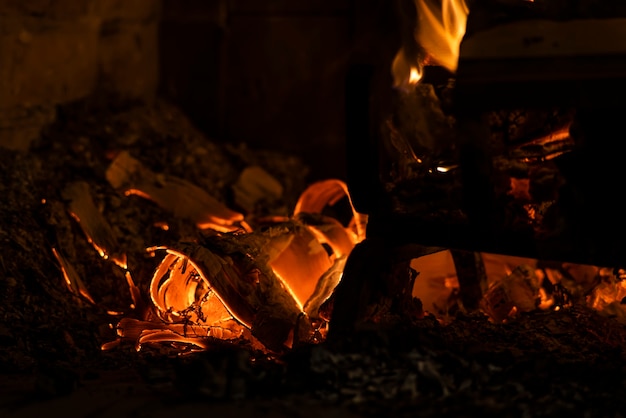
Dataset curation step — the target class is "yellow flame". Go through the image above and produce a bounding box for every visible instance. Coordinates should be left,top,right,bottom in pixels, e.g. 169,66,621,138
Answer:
392,48,423,89
409,66,422,84
416,0,468,72
392,0,469,86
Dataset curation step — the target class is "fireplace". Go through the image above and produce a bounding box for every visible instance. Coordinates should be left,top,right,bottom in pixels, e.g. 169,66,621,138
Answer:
2,1,626,416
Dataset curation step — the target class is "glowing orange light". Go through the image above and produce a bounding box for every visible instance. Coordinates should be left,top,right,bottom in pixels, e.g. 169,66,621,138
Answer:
392,0,469,87
409,66,422,84
416,0,468,72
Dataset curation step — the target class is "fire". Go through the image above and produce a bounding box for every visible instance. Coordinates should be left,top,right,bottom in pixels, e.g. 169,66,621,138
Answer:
392,0,469,87
416,0,468,72
392,49,423,89
52,145,368,353
83,175,366,354
411,250,626,324
57,153,626,353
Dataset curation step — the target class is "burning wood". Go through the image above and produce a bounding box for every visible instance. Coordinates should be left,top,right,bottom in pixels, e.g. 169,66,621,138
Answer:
68,173,367,354
147,239,303,353
409,249,626,325
52,247,96,305
56,155,626,354
293,178,368,243
61,2,626,357
263,221,333,309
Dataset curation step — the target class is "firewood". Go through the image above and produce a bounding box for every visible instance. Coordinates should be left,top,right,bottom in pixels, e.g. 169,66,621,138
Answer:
62,181,127,269
232,165,284,213
105,151,245,232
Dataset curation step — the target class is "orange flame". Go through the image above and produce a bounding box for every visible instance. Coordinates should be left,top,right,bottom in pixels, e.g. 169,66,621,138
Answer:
416,0,468,72
393,0,469,87
96,178,369,353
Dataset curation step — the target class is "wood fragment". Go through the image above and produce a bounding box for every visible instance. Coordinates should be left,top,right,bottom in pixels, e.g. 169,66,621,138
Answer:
303,256,347,320
62,181,127,269
232,166,284,213
294,179,368,242
265,222,333,308
51,247,96,305
152,240,303,353
105,151,244,232
480,264,540,322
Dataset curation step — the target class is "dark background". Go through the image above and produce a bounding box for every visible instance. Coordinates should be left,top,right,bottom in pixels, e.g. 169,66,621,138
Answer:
0,0,401,181
158,0,398,181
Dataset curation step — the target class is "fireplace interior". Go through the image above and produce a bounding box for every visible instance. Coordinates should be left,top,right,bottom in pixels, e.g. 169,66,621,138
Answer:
2,1,626,417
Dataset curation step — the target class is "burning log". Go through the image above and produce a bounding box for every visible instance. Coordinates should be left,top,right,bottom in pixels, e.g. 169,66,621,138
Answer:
262,221,334,309
96,178,367,355
146,238,303,354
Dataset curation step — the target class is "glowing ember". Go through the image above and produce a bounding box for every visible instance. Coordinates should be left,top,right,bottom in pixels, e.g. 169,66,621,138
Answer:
59,154,626,353
52,247,96,305
58,141,625,354
63,181,127,269
411,250,626,324
90,178,366,354
266,224,333,310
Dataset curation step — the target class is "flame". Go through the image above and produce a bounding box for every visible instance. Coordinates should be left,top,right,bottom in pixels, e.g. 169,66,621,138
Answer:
411,250,626,324
92,177,369,353
392,48,423,89
416,0,468,72
392,0,469,87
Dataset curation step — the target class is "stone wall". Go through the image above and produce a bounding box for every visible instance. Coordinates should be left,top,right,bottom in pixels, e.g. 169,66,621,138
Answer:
0,0,161,150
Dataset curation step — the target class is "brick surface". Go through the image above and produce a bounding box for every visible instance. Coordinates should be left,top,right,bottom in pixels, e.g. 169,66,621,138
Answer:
0,16,100,110
97,20,159,99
